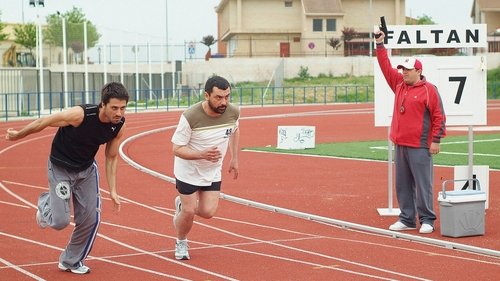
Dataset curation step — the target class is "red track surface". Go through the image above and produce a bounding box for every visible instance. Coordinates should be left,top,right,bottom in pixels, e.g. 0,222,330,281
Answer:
1,101,500,280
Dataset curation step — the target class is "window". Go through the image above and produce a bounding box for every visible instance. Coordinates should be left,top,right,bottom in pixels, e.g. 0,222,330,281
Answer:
284,0,293,7
313,19,323,32
326,19,336,32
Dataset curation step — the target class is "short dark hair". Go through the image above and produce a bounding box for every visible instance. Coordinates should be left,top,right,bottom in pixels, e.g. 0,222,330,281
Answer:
204,75,230,94
101,82,129,105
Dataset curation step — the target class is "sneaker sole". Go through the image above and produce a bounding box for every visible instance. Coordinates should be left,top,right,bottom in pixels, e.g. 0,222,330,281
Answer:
175,255,190,260
58,263,90,274
36,210,47,229
389,226,416,231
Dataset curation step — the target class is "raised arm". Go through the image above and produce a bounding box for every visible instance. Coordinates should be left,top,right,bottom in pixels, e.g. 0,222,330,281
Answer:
5,106,84,141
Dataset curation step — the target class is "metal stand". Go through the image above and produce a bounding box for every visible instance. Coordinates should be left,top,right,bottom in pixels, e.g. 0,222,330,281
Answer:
377,127,400,216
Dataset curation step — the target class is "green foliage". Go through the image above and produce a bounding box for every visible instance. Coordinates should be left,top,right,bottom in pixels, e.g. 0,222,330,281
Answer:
44,7,100,63
0,16,8,42
0,11,7,41
317,73,333,79
14,23,37,52
488,67,500,82
487,67,500,99
416,14,435,25
233,81,262,87
297,66,311,79
407,14,435,25
201,35,217,49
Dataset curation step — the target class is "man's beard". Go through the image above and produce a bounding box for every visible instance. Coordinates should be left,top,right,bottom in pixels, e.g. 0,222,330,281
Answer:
208,101,226,114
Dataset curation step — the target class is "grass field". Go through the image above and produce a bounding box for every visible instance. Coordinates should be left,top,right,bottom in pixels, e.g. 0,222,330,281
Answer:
247,133,500,170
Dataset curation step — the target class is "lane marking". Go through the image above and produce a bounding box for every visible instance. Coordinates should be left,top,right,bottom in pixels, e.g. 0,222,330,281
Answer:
0,257,45,281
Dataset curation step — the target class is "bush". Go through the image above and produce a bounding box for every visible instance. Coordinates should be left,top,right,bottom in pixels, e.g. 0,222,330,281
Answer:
298,66,311,79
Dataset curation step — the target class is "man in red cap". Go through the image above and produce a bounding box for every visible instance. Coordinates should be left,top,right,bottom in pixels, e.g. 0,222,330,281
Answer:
375,30,446,234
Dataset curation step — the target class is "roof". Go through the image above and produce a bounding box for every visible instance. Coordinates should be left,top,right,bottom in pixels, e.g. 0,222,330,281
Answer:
302,0,343,15
472,0,500,15
476,0,500,10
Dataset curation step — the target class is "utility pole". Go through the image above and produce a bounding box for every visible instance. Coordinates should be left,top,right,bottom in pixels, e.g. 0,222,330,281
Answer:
30,0,45,113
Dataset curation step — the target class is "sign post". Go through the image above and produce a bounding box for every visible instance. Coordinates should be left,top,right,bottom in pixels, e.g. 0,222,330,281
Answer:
188,41,196,59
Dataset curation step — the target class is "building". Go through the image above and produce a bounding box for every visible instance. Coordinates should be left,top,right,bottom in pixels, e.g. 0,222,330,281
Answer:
215,0,406,58
471,0,500,52
215,0,500,58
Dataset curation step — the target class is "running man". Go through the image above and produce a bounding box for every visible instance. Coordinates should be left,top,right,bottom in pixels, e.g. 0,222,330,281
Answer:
5,82,129,274
171,75,240,260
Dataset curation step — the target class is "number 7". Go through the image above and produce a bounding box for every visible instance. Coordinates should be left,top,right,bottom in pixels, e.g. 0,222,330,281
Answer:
449,76,466,104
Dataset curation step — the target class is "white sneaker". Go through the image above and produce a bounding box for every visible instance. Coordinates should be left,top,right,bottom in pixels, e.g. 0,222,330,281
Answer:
419,223,434,234
389,221,416,231
58,262,90,274
175,240,190,260
36,209,47,229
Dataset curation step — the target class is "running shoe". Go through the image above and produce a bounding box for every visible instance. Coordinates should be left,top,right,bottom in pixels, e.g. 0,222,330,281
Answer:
58,262,90,274
35,209,47,229
175,240,190,260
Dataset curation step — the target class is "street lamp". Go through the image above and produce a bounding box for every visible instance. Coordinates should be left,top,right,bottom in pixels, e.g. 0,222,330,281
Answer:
30,0,45,112
29,0,44,7
56,11,69,108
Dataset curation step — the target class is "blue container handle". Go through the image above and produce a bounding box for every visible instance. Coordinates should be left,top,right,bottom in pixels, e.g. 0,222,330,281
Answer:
441,178,481,199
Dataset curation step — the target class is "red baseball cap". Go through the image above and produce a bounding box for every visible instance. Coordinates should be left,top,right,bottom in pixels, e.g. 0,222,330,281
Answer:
397,57,423,71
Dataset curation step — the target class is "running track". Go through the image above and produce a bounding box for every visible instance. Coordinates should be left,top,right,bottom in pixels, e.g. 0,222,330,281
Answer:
1,101,500,280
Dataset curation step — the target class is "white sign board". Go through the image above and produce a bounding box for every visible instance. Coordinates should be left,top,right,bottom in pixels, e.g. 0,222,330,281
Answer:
382,24,487,49
454,165,489,209
277,126,315,149
374,55,487,127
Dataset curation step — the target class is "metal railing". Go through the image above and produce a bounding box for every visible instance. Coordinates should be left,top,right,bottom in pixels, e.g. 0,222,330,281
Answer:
0,85,374,121
3,82,499,121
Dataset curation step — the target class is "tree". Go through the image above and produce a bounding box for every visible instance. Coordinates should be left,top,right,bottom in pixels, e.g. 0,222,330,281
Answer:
327,37,342,51
341,27,357,56
14,23,37,54
407,14,435,25
201,35,217,61
44,7,100,64
0,11,8,41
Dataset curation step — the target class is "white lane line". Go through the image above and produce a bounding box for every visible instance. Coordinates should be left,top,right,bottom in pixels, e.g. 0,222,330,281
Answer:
0,232,189,281
0,257,45,281
0,181,237,281
0,200,30,209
